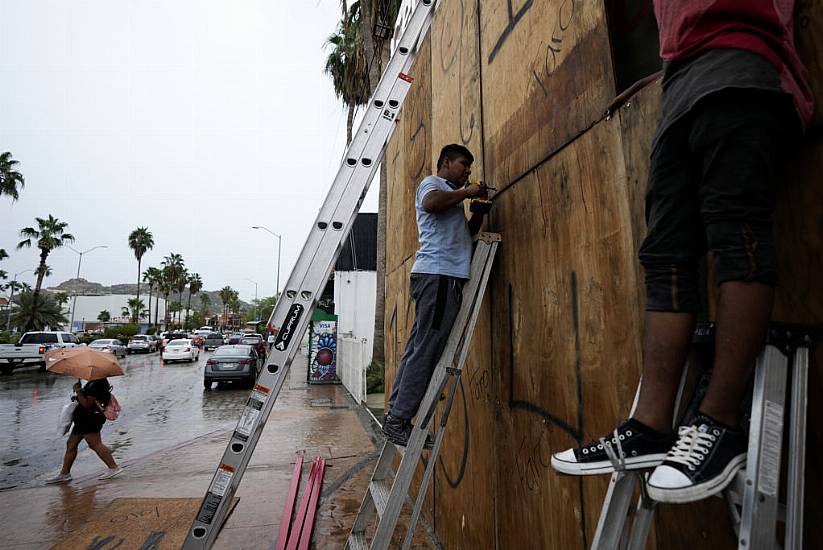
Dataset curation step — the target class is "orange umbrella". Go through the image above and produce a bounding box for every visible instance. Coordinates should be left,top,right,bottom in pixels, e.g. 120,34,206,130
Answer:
45,347,125,380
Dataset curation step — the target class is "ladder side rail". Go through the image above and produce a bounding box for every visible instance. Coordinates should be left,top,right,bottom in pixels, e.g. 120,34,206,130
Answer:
738,345,788,550
785,345,809,550
415,240,494,429
447,239,500,377
370,238,498,550
185,2,441,548
591,351,693,549
591,472,637,550
264,75,410,339
400,241,497,550
264,0,435,334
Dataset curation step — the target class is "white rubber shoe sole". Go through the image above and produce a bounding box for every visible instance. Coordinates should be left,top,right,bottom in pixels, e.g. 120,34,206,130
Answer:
551,450,668,476
647,454,746,503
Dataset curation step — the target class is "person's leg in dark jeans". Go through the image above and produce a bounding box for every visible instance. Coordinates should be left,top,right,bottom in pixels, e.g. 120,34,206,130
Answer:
384,274,463,446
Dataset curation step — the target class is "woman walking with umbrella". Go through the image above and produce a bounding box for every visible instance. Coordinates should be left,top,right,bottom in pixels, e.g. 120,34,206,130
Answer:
45,348,125,483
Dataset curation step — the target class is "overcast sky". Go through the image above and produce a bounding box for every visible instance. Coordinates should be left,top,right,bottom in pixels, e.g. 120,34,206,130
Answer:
0,0,377,303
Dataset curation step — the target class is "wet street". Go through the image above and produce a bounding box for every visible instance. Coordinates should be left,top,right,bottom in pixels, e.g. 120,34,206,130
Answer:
0,349,250,491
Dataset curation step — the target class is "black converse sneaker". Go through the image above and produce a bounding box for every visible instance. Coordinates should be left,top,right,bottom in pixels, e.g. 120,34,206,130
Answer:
551,418,675,475
382,413,434,449
647,414,747,503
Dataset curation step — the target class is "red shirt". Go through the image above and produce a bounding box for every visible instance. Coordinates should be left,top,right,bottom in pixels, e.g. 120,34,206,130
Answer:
654,0,813,127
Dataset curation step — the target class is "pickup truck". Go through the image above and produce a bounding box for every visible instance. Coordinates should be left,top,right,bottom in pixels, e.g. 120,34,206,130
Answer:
0,331,81,374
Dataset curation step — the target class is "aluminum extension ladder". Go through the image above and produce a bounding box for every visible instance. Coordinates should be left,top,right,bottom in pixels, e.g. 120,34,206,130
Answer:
182,1,442,548
591,323,812,550
347,232,500,550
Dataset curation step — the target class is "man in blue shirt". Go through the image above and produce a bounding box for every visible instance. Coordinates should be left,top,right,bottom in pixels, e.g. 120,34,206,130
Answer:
383,144,488,447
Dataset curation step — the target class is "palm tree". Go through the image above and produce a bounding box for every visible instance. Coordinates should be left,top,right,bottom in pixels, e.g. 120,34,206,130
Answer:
143,266,162,330
219,286,234,331
126,298,146,323
324,1,371,145
0,152,25,201
17,215,75,296
0,248,8,284
161,253,185,325
97,310,111,323
176,268,189,325
128,227,154,322
160,265,175,329
11,291,68,331
186,273,203,329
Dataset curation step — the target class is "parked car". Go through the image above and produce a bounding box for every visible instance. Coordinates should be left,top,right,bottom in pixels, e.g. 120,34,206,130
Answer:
127,334,157,354
0,331,80,374
159,331,188,351
240,335,267,359
162,338,200,363
204,345,260,389
203,333,224,351
88,339,127,359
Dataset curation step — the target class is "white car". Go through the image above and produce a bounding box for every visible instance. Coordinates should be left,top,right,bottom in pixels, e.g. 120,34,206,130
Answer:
161,339,200,363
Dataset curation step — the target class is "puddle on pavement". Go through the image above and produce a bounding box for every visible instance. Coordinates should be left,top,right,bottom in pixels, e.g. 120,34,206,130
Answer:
0,353,254,490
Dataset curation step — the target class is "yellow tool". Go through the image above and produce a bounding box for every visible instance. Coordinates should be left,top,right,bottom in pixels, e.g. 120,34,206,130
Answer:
467,179,495,214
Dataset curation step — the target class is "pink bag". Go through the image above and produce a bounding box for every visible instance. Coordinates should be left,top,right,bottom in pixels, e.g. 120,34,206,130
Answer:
101,394,121,421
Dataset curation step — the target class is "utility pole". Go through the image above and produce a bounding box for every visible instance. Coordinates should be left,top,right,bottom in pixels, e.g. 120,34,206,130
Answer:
251,226,282,297
67,245,108,331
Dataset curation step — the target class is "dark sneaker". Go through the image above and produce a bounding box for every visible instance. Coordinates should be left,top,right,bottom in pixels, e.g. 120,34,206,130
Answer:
647,415,747,503
382,413,434,449
551,418,675,475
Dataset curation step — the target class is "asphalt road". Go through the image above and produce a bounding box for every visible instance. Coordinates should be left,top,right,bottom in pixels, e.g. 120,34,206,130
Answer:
0,349,251,491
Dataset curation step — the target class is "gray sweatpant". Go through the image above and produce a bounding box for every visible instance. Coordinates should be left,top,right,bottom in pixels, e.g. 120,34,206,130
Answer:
388,273,464,420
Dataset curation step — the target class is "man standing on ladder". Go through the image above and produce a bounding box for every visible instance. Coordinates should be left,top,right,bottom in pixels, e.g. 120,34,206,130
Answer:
383,144,488,447
551,2,812,503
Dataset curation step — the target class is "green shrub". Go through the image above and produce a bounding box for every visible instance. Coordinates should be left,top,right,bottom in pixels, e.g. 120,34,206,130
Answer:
79,335,96,345
103,323,141,341
366,359,385,394
0,332,16,345
146,326,158,335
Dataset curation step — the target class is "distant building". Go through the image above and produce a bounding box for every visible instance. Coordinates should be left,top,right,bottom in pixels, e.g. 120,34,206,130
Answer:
334,213,377,402
54,294,177,332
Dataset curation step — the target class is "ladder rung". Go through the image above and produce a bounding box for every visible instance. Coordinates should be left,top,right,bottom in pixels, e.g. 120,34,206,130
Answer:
370,480,392,519
726,469,746,505
347,532,368,550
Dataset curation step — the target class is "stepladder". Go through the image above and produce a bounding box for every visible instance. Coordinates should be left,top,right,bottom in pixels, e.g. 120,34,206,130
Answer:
347,232,501,550
182,1,443,548
591,323,813,550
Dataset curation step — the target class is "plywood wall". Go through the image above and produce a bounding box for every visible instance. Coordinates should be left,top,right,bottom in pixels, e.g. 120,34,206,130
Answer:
382,0,823,548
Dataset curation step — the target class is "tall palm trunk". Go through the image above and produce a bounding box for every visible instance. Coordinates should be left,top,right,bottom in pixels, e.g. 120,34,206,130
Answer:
154,292,160,329
34,250,48,295
134,258,142,323
346,104,354,145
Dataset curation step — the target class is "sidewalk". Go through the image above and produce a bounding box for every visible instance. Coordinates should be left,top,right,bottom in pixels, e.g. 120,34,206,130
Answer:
0,351,398,549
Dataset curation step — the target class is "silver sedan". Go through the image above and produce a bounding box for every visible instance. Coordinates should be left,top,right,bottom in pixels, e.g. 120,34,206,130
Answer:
88,338,128,359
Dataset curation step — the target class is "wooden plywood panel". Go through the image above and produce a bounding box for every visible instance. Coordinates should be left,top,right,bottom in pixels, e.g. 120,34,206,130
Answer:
489,119,642,547
430,0,485,181
480,0,615,190
384,260,415,405
428,4,497,544
395,38,434,274
796,0,823,128
385,125,407,274
432,295,496,549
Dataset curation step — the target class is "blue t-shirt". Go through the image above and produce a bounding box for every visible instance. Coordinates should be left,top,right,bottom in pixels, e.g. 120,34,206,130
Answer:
411,175,472,279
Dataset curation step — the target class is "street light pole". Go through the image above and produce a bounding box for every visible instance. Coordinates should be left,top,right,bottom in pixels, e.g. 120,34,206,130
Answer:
67,244,108,331
5,269,33,332
251,226,282,297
